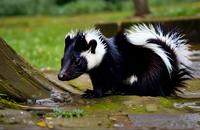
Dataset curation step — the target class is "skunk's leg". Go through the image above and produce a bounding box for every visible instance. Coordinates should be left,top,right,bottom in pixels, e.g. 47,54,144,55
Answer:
82,75,106,98
81,88,104,98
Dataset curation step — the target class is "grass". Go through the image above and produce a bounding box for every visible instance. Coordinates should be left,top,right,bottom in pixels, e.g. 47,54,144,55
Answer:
53,108,84,118
0,1,200,70
0,12,131,70
151,1,200,17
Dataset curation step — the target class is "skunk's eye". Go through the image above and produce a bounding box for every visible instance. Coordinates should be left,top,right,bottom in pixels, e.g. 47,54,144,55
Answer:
71,55,76,61
74,58,81,65
71,54,81,65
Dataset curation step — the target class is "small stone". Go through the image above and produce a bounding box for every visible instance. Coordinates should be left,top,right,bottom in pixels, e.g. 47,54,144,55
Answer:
27,99,34,104
36,98,59,107
50,90,72,103
145,104,158,112
47,121,54,129
8,117,18,124
113,123,124,128
27,120,34,125
109,117,117,121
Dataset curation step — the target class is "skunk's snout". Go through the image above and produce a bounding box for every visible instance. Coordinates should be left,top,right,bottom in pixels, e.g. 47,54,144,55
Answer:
58,72,68,81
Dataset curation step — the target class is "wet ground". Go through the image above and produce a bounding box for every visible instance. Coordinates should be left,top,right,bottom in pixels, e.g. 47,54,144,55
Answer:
0,44,200,130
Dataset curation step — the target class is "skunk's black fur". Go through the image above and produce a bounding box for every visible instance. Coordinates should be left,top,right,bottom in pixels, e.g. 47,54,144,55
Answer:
58,24,192,98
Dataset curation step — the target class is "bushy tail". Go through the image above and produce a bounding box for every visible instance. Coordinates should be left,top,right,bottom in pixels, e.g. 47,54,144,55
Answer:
125,24,193,95
125,24,192,69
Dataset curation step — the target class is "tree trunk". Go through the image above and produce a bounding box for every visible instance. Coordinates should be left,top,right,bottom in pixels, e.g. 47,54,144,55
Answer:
0,38,70,101
133,0,150,16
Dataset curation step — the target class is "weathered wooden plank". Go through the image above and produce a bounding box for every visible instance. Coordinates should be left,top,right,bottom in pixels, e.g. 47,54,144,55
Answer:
0,38,70,101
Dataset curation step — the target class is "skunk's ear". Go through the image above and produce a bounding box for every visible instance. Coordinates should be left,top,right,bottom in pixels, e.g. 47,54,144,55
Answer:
89,40,97,54
65,35,70,46
64,35,70,51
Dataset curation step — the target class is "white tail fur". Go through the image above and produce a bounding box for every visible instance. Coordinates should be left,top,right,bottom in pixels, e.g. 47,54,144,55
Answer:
125,24,192,73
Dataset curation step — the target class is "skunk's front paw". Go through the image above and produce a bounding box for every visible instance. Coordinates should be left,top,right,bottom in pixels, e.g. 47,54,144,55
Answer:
81,89,102,98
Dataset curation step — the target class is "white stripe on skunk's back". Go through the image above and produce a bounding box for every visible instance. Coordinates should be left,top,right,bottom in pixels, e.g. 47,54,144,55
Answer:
125,24,192,71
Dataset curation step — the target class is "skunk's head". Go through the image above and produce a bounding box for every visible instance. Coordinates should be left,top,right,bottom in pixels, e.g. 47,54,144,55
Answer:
58,29,107,81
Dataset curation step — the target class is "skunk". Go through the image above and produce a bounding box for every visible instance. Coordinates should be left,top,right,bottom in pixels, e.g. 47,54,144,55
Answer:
58,24,192,98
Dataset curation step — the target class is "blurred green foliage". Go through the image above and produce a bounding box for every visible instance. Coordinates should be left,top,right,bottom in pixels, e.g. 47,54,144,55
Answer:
0,0,199,16
0,0,130,16
0,0,57,16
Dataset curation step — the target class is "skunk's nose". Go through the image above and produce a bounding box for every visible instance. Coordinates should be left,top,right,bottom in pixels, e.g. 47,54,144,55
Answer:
58,73,67,81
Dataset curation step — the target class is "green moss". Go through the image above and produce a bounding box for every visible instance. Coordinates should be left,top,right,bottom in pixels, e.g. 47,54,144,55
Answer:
83,97,122,113
68,80,91,91
82,95,194,115
159,97,173,108
0,117,5,123
0,98,20,109
131,106,146,113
